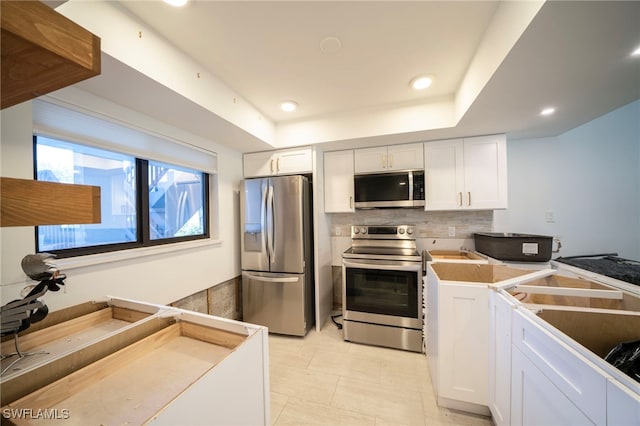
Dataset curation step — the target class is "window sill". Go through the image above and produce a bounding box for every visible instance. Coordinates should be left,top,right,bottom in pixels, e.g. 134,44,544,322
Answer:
54,238,223,272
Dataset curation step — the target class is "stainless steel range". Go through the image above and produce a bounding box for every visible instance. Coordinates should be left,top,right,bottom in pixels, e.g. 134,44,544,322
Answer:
342,225,423,352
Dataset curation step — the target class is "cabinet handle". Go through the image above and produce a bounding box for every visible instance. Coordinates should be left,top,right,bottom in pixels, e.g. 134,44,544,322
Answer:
459,192,463,207
389,154,393,168
276,158,281,172
349,196,353,209
382,155,387,168
270,159,274,173
468,192,471,206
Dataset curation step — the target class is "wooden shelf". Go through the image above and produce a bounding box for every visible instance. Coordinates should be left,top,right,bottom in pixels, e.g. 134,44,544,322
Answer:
0,177,101,227
1,0,101,109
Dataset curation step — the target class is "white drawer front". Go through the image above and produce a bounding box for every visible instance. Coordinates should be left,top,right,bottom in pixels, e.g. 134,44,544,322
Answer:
512,309,607,425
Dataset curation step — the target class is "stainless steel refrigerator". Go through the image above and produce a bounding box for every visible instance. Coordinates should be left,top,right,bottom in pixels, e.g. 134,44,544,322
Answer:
240,175,314,336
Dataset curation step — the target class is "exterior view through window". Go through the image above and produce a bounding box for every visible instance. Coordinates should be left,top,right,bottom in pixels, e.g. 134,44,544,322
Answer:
35,136,208,256
148,160,205,240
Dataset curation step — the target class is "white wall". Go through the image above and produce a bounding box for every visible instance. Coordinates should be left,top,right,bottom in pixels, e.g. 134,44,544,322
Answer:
494,100,640,260
0,96,243,312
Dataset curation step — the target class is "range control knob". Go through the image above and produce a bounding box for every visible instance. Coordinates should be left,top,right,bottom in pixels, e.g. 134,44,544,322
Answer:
360,227,367,234
353,227,360,234
399,228,405,234
407,228,414,235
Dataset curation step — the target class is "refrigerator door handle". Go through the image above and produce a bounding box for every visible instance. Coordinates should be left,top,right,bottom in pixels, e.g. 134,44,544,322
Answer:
260,180,269,259
266,182,275,263
243,273,299,283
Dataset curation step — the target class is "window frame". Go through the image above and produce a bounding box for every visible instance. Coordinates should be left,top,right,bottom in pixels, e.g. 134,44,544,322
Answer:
34,135,211,258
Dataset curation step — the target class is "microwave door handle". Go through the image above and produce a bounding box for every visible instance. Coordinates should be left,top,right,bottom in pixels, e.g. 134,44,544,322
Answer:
408,172,414,201
343,260,421,272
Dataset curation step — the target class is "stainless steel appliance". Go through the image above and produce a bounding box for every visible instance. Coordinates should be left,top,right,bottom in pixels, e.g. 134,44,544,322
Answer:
342,225,423,352
240,175,314,336
354,171,425,208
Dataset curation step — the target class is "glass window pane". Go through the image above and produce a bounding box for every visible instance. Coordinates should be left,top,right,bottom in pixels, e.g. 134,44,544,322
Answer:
35,136,137,251
148,161,205,240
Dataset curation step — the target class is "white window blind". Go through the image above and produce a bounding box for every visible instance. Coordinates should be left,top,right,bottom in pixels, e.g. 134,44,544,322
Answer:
33,99,217,174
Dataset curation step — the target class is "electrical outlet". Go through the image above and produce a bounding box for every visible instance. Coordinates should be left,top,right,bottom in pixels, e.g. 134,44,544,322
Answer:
545,211,555,223
448,226,456,237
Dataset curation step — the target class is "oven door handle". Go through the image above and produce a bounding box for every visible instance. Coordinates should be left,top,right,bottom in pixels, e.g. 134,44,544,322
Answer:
342,260,421,272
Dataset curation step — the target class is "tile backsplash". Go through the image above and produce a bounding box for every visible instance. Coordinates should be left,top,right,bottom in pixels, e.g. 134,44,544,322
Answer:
330,209,494,238
329,209,494,266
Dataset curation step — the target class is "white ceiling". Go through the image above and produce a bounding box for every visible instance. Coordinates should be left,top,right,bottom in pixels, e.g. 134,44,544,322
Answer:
62,0,640,153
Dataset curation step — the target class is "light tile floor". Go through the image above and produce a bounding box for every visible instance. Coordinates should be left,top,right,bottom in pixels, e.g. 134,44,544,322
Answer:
269,320,495,425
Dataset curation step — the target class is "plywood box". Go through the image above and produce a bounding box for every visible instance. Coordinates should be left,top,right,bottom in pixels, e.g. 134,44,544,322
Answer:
0,297,270,425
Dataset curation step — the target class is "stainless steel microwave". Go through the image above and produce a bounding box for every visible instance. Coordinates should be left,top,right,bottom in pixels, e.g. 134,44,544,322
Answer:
354,171,425,208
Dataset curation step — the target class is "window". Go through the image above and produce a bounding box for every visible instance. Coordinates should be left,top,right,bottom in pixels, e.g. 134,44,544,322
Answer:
35,135,209,257
147,160,206,240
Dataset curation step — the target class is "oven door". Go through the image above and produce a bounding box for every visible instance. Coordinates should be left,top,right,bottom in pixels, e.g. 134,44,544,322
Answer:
342,258,422,329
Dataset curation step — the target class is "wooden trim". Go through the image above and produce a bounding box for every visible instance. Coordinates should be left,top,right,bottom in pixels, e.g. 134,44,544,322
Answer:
514,284,624,300
1,308,112,354
112,306,153,323
5,324,183,411
0,177,101,227
181,321,246,349
0,315,173,406
1,1,101,109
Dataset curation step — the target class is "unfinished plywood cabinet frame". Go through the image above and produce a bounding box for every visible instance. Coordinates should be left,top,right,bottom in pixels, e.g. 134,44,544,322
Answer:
0,297,270,425
0,177,101,227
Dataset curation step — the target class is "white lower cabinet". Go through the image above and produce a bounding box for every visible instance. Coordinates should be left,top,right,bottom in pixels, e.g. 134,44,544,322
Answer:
511,345,595,425
426,265,492,415
511,309,607,425
430,263,640,424
607,379,640,425
488,291,514,426
438,283,489,407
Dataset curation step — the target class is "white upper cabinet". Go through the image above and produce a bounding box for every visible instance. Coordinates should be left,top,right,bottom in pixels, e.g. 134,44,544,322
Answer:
354,142,423,173
243,147,312,178
323,150,355,213
388,143,424,170
424,134,507,210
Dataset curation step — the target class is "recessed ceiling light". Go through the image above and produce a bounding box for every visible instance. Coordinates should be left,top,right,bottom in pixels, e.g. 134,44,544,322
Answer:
320,36,342,54
410,75,434,91
631,46,640,57
540,107,556,116
163,0,188,7
280,101,298,112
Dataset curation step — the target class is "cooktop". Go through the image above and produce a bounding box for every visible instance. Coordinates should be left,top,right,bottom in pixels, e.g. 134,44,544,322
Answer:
554,255,640,286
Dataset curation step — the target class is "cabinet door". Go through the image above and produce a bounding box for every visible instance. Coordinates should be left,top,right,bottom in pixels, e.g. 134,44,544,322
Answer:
607,379,640,425
388,142,423,170
324,150,354,213
275,148,312,175
438,283,489,405
243,151,276,178
489,291,514,426
512,309,607,425
511,346,594,425
424,139,464,210
354,146,388,173
463,135,507,209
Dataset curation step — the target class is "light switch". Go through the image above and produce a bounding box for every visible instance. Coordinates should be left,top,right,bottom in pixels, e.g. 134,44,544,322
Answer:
545,211,555,223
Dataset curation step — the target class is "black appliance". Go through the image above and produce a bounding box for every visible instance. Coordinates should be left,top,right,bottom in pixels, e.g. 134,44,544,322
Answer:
354,171,424,208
